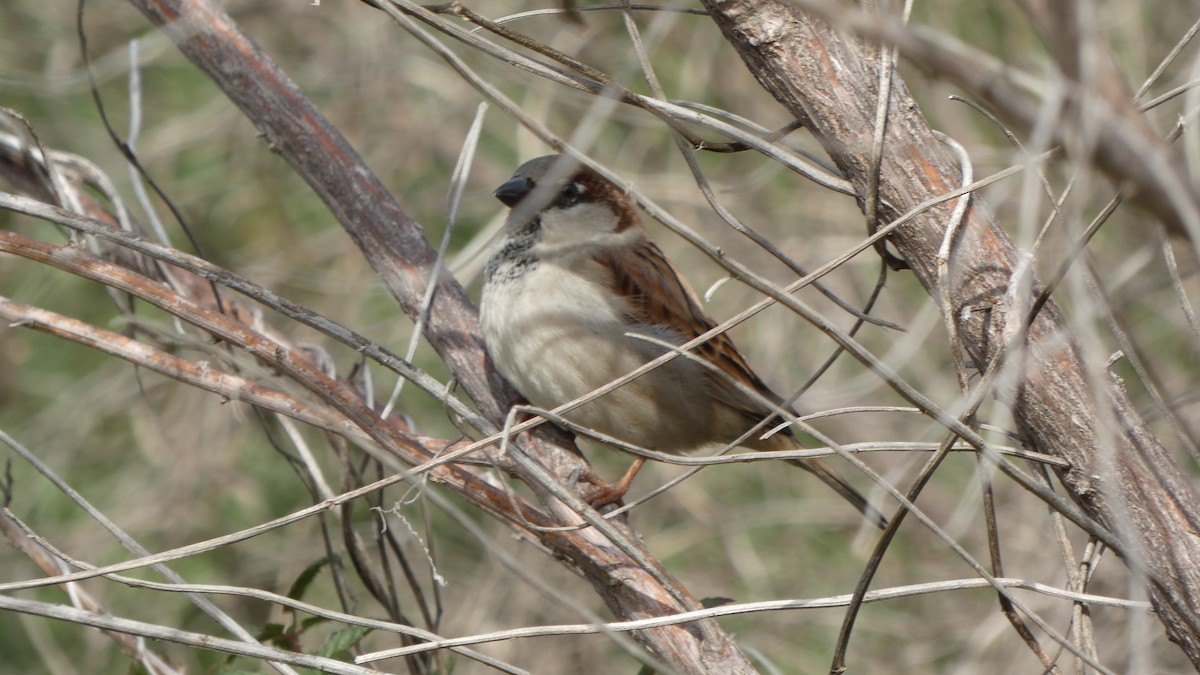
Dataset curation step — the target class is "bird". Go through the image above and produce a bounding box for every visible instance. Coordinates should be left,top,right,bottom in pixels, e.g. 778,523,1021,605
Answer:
479,155,887,528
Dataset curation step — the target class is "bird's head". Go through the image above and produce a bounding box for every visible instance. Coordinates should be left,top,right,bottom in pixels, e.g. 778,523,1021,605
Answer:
494,155,641,254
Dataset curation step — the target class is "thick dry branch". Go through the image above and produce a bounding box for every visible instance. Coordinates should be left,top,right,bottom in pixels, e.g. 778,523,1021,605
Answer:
779,0,1200,241
700,0,1200,667
115,1,753,671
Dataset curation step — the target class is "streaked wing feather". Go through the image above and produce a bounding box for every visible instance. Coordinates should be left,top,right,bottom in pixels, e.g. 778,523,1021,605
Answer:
594,240,784,418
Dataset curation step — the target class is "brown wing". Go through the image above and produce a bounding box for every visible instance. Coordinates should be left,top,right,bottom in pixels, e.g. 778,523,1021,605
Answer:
593,240,785,417
595,241,889,528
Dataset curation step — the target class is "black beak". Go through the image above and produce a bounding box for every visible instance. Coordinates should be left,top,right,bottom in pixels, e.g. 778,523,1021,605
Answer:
494,175,534,207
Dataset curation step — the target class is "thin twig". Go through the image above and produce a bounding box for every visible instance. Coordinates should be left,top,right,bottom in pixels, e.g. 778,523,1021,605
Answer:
357,576,1150,664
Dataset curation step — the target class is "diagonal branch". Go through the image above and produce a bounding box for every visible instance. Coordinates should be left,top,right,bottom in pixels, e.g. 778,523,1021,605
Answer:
699,0,1200,668
115,0,755,671
781,0,1200,243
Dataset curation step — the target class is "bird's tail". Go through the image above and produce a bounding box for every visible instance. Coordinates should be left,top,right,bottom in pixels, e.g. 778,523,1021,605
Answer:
789,457,889,530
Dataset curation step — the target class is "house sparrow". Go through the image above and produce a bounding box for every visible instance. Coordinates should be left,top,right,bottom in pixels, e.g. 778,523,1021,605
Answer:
480,155,886,528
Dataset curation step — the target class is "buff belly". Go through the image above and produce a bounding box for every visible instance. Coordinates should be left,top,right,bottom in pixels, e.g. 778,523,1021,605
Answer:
481,261,729,453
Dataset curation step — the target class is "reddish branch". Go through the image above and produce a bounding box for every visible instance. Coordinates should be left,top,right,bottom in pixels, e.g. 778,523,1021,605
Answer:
113,0,754,671
0,230,526,521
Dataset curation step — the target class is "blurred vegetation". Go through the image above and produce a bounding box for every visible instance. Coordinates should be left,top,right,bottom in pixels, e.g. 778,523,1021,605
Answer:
2,0,1199,673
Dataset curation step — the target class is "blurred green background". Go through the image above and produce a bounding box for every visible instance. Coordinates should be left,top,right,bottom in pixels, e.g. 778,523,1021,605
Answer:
1,1,1197,673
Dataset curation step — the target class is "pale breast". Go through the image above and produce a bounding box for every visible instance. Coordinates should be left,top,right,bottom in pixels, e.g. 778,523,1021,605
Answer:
480,258,727,453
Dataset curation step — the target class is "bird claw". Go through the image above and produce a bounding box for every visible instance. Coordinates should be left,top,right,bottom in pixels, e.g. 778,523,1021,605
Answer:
580,457,646,508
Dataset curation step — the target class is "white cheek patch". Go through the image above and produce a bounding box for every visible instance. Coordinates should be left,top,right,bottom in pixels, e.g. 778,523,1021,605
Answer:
541,202,615,238
534,203,639,257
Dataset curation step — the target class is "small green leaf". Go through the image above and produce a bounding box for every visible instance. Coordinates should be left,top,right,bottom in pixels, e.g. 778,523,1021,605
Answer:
287,556,334,601
257,622,289,644
317,625,372,659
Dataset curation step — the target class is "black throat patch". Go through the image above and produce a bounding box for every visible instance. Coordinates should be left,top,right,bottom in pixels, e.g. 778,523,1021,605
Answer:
484,217,541,283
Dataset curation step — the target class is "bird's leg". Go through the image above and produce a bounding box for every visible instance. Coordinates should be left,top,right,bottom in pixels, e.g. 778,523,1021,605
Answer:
581,457,646,507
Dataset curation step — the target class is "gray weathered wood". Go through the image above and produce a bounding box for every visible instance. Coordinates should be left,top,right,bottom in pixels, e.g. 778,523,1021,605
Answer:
702,0,1200,667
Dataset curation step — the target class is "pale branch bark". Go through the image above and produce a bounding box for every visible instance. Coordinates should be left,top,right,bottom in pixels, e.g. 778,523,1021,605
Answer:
114,0,755,671
0,594,373,675
700,0,1200,667
0,510,182,674
775,0,1200,242
1008,0,1200,242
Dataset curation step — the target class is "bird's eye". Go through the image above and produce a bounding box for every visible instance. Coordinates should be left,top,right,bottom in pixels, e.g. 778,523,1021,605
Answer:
556,182,583,208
